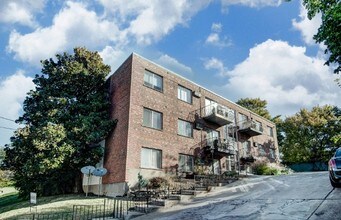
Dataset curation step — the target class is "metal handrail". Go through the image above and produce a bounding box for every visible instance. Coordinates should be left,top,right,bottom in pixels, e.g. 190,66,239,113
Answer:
204,137,237,151
204,104,235,122
239,120,263,132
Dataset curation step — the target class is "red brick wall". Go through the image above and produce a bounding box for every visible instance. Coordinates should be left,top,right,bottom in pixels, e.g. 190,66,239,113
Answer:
103,55,133,184
126,54,279,182
105,53,279,185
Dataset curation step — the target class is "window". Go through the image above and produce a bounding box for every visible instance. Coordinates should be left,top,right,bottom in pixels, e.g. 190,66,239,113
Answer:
267,126,274,137
144,70,163,92
178,85,192,104
179,154,194,172
141,148,162,169
269,149,275,159
143,108,162,130
178,119,193,137
242,141,251,157
259,145,266,156
238,113,248,124
255,121,263,132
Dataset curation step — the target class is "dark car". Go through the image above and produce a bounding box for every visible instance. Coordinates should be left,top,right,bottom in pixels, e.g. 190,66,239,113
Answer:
329,148,341,188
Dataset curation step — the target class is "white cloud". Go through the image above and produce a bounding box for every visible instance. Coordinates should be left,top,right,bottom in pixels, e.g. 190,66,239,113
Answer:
205,22,232,48
0,71,34,145
211,23,222,32
204,57,227,77
125,1,211,45
215,39,340,117
156,54,193,76
7,1,121,66
0,0,45,27
99,46,129,75
7,0,211,66
292,3,322,46
221,0,282,9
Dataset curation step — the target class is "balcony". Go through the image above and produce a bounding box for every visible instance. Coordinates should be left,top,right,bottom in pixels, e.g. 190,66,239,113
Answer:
203,105,234,126
240,155,256,163
238,120,263,136
204,138,237,159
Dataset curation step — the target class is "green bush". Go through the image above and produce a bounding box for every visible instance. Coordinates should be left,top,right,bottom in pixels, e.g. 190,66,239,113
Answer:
222,170,238,178
148,177,168,189
0,170,14,187
252,162,279,175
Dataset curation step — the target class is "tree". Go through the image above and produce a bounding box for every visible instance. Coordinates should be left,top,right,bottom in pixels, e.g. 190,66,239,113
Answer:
0,147,4,165
236,97,285,153
281,105,341,166
4,48,116,197
236,98,272,120
302,0,340,84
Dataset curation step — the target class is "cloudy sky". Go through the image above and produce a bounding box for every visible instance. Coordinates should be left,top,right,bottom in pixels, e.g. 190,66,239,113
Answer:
0,0,340,146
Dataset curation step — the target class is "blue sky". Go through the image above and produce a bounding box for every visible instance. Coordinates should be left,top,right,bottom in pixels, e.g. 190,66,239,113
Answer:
0,0,340,146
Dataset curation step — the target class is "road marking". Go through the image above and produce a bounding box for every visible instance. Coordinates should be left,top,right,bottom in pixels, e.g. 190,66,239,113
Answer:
306,187,334,220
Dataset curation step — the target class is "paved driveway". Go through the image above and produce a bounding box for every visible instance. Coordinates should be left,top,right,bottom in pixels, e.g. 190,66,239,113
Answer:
136,172,341,220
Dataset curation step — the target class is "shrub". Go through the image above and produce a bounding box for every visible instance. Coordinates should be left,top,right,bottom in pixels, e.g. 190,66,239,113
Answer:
137,173,148,190
148,177,168,189
222,170,238,178
0,169,14,187
252,162,280,175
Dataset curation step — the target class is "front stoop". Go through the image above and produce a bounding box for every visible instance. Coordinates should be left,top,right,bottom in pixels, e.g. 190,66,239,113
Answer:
131,179,240,219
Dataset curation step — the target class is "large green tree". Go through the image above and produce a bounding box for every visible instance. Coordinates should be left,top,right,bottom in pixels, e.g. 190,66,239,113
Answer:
236,98,272,120
0,147,4,164
4,48,116,197
302,0,341,84
281,105,341,165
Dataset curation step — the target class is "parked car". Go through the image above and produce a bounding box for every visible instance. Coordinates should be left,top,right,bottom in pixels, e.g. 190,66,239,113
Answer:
329,148,341,188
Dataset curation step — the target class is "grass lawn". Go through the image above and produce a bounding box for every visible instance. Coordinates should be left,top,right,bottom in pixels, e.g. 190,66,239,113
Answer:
0,188,107,219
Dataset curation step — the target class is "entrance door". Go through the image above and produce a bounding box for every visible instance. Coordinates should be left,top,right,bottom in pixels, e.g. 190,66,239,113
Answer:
213,159,221,175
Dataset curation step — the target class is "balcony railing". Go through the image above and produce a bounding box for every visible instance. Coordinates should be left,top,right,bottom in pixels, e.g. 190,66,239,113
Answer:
238,120,263,136
203,104,235,126
204,138,237,158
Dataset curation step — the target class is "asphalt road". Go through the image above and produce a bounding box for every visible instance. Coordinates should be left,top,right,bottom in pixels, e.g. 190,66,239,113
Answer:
136,172,341,220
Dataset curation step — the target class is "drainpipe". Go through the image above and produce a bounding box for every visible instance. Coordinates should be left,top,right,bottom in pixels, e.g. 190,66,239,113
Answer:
235,112,240,175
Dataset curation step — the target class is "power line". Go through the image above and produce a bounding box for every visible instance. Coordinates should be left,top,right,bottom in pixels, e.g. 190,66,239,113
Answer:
0,126,16,131
0,116,16,123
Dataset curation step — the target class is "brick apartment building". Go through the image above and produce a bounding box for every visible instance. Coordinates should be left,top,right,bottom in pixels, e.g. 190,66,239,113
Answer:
97,53,279,196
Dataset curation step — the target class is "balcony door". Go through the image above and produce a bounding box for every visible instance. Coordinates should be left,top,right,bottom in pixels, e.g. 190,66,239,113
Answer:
207,129,219,140
205,98,217,116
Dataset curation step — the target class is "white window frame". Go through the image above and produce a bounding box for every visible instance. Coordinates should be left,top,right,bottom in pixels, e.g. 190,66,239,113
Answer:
179,154,194,172
143,108,162,130
141,147,162,169
255,121,262,131
242,141,251,157
144,70,163,92
178,85,192,104
178,119,193,137
267,126,274,137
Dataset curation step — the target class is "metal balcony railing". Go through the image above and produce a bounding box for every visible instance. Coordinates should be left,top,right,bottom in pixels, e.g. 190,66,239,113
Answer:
205,138,237,156
203,104,235,126
238,120,263,136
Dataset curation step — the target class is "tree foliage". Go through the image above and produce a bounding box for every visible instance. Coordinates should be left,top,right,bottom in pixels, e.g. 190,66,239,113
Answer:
302,0,341,83
236,98,272,120
0,147,4,165
281,105,341,164
4,48,116,197
236,97,284,152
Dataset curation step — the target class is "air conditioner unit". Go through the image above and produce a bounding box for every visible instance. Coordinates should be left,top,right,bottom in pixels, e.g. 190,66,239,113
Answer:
195,122,204,130
193,91,201,98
